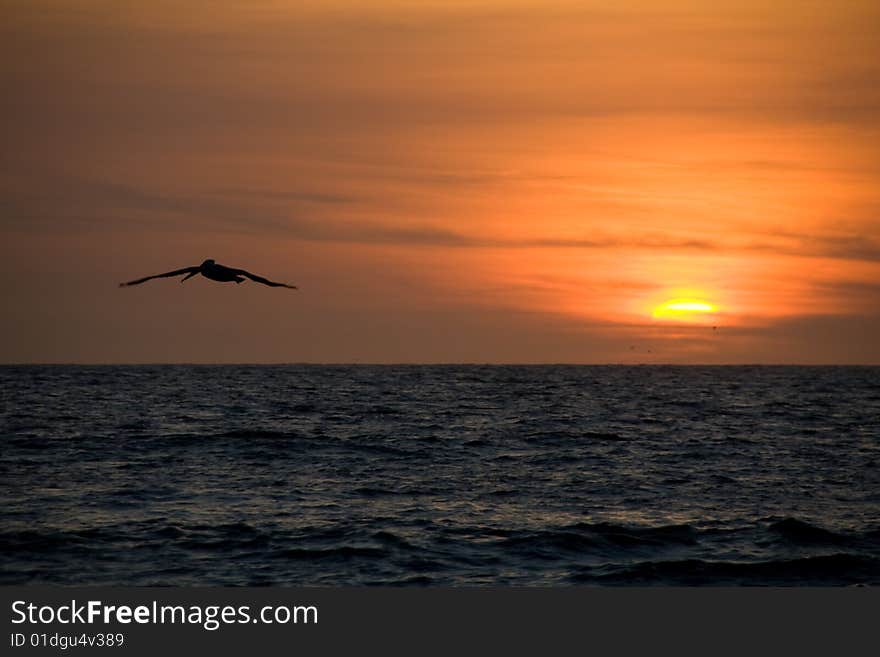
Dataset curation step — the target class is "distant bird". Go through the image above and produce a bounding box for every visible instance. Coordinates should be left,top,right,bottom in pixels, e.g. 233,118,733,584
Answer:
119,259,297,289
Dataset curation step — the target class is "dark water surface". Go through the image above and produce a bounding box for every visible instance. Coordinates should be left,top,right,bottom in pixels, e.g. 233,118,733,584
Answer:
1,365,878,585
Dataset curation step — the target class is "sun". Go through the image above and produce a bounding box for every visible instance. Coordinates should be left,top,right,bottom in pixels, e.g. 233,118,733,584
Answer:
652,298,718,321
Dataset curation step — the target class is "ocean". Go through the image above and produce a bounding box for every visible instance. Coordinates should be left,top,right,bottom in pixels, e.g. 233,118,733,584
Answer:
1,365,878,586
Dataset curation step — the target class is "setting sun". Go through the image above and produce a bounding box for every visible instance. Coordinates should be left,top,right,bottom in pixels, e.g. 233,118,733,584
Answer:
652,299,718,321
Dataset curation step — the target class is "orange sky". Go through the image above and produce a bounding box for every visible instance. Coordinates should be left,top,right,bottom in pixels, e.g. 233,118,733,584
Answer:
2,0,879,363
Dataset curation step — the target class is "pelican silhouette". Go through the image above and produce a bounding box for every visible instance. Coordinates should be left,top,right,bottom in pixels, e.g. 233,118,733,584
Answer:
119,259,297,289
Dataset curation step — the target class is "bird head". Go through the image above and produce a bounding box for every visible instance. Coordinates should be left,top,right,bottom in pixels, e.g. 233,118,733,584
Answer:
200,259,215,268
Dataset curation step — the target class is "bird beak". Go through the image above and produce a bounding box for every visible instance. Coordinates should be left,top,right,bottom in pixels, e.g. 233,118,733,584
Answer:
181,271,197,283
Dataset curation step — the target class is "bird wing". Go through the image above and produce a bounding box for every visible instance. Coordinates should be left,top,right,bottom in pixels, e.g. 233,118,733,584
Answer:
234,269,298,289
119,266,200,287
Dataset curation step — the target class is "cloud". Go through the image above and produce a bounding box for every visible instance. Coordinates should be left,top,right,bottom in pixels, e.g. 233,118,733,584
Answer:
799,234,880,264
750,231,880,264
810,279,880,312
6,0,879,145
729,312,880,364
0,172,355,233
8,170,880,267
6,160,880,285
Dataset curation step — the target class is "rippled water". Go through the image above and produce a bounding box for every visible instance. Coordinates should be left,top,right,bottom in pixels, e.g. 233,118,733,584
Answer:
1,365,878,585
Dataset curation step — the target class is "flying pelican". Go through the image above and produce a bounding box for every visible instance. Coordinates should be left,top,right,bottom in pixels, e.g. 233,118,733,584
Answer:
119,259,297,289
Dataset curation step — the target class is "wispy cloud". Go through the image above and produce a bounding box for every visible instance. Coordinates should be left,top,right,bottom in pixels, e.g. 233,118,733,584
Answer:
6,172,880,266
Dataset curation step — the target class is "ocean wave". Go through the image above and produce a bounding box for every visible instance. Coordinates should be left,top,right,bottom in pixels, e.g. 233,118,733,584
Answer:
495,521,699,557
574,554,880,585
217,429,303,440
0,520,274,556
522,430,625,444
768,518,850,545
276,546,387,561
